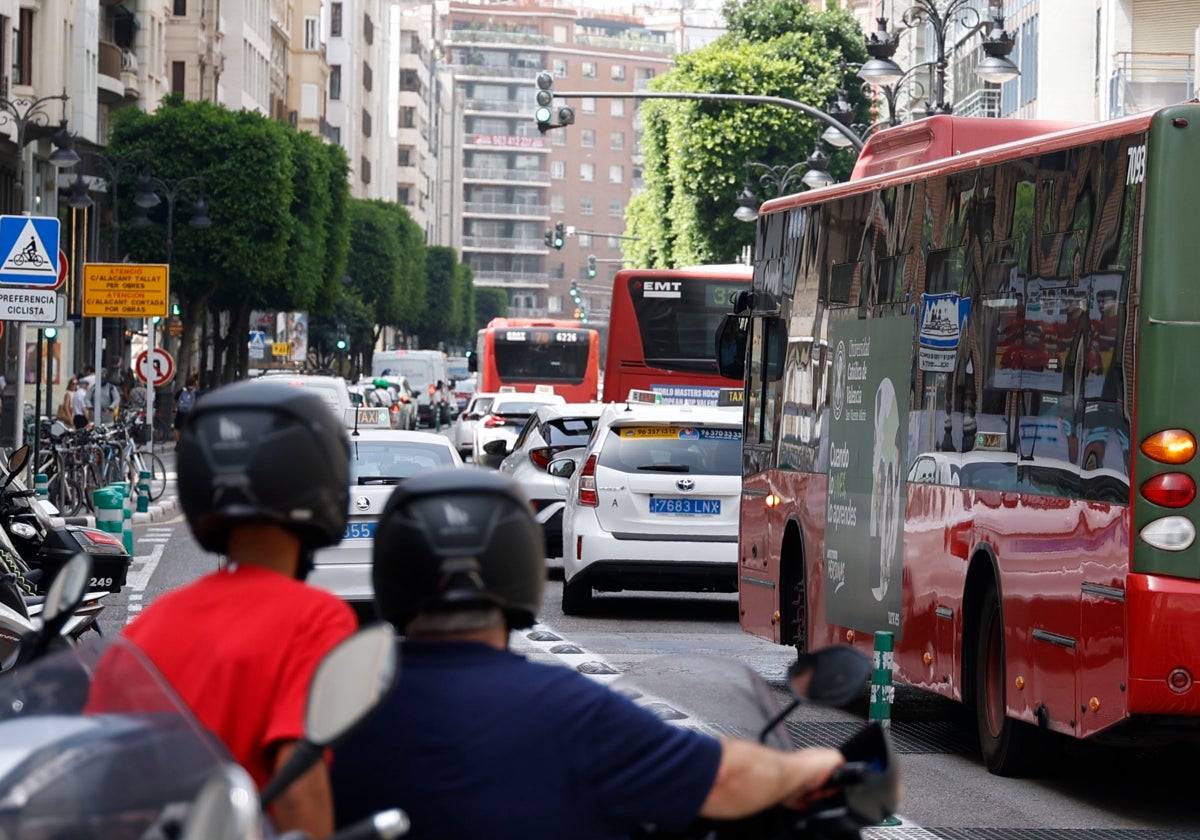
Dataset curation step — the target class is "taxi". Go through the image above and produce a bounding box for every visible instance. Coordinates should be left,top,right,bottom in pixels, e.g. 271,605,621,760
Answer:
310,424,463,619
555,390,743,614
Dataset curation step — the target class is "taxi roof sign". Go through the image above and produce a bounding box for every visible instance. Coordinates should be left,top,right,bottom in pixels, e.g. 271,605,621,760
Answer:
343,407,391,429
626,389,663,405
975,431,1007,451
716,388,744,407
498,386,518,392
533,384,556,394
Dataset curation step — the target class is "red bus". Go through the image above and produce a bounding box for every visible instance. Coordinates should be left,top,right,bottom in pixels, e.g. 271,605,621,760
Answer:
717,107,1200,775
602,265,751,404
472,318,600,403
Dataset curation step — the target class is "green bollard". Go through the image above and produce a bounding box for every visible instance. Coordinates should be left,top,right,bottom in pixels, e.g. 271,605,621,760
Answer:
137,470,151,514
109,482,134,556
869,631,902,827
34,473,48,501
93,487,124,542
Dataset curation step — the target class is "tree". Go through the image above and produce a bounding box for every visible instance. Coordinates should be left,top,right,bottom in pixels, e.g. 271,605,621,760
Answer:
474,288,508,331
624,2,868,266
416,246,461,346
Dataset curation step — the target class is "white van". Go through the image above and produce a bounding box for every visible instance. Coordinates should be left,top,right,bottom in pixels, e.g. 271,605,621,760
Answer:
372,350,448,427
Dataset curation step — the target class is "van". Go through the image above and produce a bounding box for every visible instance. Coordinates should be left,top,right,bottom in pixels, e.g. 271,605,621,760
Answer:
372,350,447,427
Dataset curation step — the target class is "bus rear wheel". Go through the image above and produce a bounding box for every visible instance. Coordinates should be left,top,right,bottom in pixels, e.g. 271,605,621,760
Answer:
974,586,1043,776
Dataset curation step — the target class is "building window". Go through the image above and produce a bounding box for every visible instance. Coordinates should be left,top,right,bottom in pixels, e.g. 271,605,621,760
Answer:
610,99,625,117
579,233,593,247
580,198,594,216
398,186,410,204
173,0,187,14
330,3,342,37
552,59,567,77
551,195,565,213
609,200,623,217
551,131,566,147
611,64,625,81
582,62,596,78
609,165,623,184
171,60,185,94
398,147,411,166
361,156,371,184
610,131,624,150
580,129,595,149
363,13,373,45
330,126,341,145
362,60,372,91
582,97,596,114
551,161,565,179
13,8,33,86
304,16,319,50
362,108,372,137
401,107,415,128
329,65,341,100
580,162,594,182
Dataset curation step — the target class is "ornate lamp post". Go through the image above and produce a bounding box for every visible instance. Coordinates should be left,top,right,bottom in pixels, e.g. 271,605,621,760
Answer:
858,2,1020,126
733,150,835,224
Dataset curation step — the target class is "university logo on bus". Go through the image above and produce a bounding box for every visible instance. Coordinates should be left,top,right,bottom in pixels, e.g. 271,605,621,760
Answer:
831,340,847,421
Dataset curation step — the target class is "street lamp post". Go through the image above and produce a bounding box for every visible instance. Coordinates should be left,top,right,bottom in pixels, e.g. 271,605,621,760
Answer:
733,150,835,223
858,3,1020,126
0,90,78,460
131,173,211,456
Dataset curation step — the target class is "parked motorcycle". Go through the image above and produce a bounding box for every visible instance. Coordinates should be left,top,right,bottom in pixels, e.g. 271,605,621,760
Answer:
0,444,132,598
617,646,900,840
0,621,403,840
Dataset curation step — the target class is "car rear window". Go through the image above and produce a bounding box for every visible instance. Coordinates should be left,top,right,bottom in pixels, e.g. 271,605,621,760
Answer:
597,425,742,475
546,417,598,446
352,441,457,483
492,401,548,416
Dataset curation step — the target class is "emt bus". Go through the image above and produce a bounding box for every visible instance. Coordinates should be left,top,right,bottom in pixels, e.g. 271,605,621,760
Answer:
717,106,1200,775
472,318,600,403
601,265,752,405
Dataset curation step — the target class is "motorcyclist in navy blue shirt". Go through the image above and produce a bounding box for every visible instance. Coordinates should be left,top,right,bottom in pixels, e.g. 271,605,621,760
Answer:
331,469,844,839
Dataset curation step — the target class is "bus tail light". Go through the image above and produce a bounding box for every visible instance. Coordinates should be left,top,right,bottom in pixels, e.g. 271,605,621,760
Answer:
1139,516,1196,552
578,455,598,507
1141,429,1197,464
1140,473,1197,508
483,414,506,428
1168,668,1194,694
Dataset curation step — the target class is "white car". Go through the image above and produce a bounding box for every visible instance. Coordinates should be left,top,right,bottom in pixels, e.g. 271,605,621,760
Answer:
473,391,566,469
453,392,497,460
557,400,743,614
310,429,464,619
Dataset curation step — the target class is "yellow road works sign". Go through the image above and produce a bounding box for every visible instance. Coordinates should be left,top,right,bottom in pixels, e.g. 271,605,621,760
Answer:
83,263,169,317
272,342,292,357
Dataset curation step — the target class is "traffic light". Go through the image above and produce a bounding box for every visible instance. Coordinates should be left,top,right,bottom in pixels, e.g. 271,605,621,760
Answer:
586,255,596,278
534,71,554,131
44,327,57,340
557,105,576,127
170,302,182,316
569,280,580,302
335,323,348,351
544,229,554,248
553,222,565,250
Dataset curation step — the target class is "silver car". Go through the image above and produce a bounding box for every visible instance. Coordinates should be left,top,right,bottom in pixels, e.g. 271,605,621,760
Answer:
310,429,464,620
496,402,606,559
453,392,496,460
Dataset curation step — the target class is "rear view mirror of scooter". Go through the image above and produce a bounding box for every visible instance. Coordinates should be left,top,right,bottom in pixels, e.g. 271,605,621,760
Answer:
259,623,399,808
757,645,872,743
19,552,91,664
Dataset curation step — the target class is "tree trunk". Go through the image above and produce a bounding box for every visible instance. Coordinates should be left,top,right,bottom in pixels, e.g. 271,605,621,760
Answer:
179,290,214,386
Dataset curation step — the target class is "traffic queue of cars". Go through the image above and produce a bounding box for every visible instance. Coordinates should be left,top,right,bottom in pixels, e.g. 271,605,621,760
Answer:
261,370,746,619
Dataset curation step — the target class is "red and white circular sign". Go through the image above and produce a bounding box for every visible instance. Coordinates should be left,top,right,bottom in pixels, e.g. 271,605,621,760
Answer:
54,249,68,291
135,348,176,387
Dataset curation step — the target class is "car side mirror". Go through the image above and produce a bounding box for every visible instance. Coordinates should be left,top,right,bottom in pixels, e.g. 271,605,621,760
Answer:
715,315,748,380
547,458,576,478
482,439,509,456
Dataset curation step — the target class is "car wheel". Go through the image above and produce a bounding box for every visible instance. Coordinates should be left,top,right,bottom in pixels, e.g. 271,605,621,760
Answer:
561,576,593,615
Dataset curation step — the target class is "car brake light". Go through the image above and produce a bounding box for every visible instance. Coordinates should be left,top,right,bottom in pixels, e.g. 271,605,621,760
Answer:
579,454,598,506
1140,473,1197,508
483,414,506,428
530,448,553,469
399,394,410,403
389,404,399,413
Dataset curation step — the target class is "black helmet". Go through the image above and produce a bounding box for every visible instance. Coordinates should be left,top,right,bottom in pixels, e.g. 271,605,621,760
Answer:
372,468,544,630
178,380,350,554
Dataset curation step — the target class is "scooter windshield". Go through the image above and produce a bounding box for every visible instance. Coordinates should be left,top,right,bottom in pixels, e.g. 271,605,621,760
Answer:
0,637,230,840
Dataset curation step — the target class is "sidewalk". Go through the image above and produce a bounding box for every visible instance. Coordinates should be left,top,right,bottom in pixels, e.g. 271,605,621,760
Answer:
58,445,180,528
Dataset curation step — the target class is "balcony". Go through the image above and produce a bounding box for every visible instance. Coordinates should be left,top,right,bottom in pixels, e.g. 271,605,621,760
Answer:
120,49,140,99
463,202,550,218
460,236,547,252
473,272,550,291
447,28,551,47
448,62,542,81
97,40,125,104
574,33,675,56
463,98,527,116
463,167,549,185
1110,51,1195,118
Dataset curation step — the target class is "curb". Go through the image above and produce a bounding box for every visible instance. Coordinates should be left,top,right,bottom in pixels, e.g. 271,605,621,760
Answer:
56,495,180,530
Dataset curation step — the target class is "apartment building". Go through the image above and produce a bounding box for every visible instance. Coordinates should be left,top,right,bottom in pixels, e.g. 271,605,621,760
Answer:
439,1,680,324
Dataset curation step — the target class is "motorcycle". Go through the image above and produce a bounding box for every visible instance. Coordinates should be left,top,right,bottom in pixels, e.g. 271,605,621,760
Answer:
618,646,901,840
0,620,405,840
0,444,132,600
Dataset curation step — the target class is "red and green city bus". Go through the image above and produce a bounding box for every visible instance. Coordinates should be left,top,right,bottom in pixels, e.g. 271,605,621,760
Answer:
473,317,600,403
717,105,1200,774
602,265,751,404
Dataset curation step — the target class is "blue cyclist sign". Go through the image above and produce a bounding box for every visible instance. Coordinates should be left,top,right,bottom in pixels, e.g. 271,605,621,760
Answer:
0,215,60,286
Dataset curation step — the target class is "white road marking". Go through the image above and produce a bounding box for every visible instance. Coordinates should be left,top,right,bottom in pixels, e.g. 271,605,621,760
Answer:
126,540,166,593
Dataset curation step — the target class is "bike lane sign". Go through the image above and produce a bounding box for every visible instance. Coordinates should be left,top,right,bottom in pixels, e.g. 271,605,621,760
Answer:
0,215,59,285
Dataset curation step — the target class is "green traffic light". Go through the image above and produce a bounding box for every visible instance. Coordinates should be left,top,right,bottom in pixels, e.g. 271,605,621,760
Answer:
336,339,348,350
535,106,552,124
44,327,57,339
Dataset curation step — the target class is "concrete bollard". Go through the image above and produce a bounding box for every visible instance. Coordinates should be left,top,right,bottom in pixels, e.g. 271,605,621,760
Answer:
34,473,48,501
92,487,124,543
869,631,895,732
137,470,151,514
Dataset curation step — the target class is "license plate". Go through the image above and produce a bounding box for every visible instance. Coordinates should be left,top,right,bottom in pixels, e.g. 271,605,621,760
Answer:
649,498,721,516
342,521,377,540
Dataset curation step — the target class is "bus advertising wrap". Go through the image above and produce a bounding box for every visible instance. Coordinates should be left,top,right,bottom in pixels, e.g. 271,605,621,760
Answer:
825,316,912,638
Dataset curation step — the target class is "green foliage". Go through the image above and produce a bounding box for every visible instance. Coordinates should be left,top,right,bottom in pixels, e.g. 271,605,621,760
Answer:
624,2,869,266
455,261,476,346
417,247,460,343
345,199,405,326
393,209,428,333
474,287,508,331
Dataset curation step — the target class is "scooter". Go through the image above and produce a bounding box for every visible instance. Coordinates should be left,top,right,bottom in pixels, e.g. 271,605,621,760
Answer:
0,444,132,598
0,620,405,840
618,646,901,840
0,552,105,672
